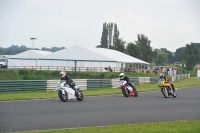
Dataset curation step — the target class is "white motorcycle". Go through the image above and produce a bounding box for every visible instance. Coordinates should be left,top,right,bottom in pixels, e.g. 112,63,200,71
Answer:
56,80,84,102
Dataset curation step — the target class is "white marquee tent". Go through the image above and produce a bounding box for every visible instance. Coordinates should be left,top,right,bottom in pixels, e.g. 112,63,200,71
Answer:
37,45,149,72
8,50,52,67
8,46,149,72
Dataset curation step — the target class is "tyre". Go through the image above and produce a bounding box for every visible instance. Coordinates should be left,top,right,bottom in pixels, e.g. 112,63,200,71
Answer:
135,90,138,97
76,90,84,101
161,87,169,98
171,91,177,98
58,90,68,102
122,87,129,97
133,86,138,97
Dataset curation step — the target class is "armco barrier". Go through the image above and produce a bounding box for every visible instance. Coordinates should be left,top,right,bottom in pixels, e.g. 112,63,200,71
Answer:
0,80,46,92
87,79,112,90
171,74,190,82
130,78,140,85
138,77,150,84
112,77,141,88
150,77,159,83
0,75,190,92
46,79,88,91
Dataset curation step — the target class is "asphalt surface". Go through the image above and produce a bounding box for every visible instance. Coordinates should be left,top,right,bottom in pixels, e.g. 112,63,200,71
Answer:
0,86,200,132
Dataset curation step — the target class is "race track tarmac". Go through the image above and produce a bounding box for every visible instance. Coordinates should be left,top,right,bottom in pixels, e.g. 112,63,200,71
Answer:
0,86,200,132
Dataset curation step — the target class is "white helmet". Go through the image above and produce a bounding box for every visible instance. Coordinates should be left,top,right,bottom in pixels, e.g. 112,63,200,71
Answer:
59,71,66,78
120,73,125,79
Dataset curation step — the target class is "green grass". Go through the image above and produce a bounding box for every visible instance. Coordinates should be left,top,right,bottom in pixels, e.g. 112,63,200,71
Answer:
172,78,200,88
0,78,199,101
24,120,200,133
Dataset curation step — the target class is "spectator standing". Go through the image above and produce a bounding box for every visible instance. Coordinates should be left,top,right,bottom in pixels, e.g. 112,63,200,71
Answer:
172,67,174,75
174,68,177,75
167,68,170,76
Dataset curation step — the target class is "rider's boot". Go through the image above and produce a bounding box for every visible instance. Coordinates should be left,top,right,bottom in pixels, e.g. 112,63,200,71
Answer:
131,85,136,92
171,84,175,92
72,87,78,96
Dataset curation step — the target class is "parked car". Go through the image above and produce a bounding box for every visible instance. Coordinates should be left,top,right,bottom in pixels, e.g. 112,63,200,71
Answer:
0,58,8,68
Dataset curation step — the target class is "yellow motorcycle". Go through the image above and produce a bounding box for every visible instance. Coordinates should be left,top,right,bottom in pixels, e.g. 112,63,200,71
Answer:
158,79,177,98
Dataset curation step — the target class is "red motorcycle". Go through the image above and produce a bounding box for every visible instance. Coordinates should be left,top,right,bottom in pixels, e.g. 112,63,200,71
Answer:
119,80,138,97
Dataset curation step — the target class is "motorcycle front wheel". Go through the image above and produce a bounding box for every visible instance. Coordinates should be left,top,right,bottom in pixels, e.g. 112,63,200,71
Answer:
76,90,84,101
121,87,129,97
58,90,68,102
161,87,169,98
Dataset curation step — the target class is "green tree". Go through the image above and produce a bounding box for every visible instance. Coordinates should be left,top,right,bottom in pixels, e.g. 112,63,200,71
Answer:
113,38,125,53
135,34,153,63
107,23,113,48
191,43,200,63
185,43,198,70
113,23,119,48
198,49,200,63
152,49,158,59
175,47,185,62
0,45,65,55
160,48,174,63
99,23,108,48
126,42,142,58
155,52,168,65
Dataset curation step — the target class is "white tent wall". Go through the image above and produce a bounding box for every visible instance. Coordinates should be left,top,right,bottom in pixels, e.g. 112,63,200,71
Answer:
36,60,74,71
8,59,23,67
8,50,52,69
8,59,37,69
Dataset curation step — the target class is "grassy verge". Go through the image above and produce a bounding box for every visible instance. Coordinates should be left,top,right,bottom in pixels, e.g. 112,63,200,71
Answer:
0,78,199,101
25,120,200,133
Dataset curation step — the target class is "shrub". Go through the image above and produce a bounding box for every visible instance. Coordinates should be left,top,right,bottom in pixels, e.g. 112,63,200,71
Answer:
0,69,165,80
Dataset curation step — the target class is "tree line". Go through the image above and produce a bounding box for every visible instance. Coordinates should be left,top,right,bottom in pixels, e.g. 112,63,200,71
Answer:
97,22,200,70
0,45,65,55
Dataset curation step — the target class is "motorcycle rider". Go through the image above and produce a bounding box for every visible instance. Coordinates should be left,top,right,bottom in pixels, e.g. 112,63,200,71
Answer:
59,71,78,95
159,73,175,92
119,73,137,92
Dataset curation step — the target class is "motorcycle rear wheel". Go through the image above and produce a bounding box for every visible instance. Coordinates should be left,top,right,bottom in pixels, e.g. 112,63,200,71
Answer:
133,86,138,97
58,90,68,102
171,91,177,98
161,87,169,98
134,90,138,97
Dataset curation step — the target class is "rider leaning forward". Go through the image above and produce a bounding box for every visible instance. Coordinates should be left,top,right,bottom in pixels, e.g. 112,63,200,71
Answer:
159,73,175,92
119,73,137,92
59,71,78,95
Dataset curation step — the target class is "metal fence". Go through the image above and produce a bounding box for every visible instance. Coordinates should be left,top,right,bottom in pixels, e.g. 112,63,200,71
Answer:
6,66,150,73
7,66,121,72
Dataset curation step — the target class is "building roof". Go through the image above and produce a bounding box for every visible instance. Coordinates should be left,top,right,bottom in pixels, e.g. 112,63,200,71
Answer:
9,50,52,59
39,45,149,64
86,47,149,64
39,45,115,62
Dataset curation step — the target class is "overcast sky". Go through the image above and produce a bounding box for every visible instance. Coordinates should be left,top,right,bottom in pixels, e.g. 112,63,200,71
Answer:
0,0,199,52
